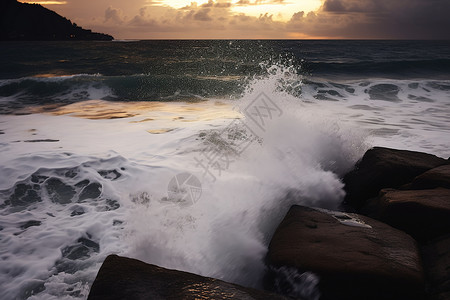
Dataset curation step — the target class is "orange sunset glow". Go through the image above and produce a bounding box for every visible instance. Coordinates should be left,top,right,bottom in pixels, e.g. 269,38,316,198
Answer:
19,0,450,39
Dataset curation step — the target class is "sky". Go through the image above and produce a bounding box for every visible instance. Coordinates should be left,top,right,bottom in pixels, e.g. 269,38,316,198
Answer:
21,0,450,39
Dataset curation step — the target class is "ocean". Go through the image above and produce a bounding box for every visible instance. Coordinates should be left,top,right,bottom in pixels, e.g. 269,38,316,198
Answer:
0,40,449,299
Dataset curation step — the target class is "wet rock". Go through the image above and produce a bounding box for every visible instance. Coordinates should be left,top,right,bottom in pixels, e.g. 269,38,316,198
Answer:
412,165,450,189
377,188,450,242
88,255,289,300
45,178,75,204
79,183,102,201
343,147,448,208
421,235,450,300
267,205,424,300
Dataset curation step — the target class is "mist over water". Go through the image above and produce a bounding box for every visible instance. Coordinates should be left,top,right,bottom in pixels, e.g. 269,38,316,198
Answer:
0,40,449,299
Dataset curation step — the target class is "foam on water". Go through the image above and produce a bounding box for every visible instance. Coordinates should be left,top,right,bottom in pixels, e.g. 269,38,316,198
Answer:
0,62,449,299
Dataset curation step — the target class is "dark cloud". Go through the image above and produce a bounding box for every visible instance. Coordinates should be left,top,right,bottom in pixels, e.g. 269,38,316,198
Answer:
194,8,213,21
317,0,450,38
322,0,384,13
104,6,125,24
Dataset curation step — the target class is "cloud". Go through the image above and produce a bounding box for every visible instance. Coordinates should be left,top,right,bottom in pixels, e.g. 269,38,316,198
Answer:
104,6,126,24
322,0,384,13
316,0,450,39
45,0,450,39
236,0,286,5
193,8,213,21
201,0,232,8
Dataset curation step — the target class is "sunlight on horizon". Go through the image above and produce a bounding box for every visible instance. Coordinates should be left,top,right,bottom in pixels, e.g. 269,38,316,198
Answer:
154,0,322,20
232,1,322,21
155,0,214,8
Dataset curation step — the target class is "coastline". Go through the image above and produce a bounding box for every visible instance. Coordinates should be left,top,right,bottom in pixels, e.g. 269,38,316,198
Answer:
88,146,450,300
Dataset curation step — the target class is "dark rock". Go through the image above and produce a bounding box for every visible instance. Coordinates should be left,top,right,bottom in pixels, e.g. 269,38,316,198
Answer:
421,235,450,300
377,188,450,242
412,165,450,189
88,255,289,300
45,178,75,204
343,147,448,208
267,205,424,300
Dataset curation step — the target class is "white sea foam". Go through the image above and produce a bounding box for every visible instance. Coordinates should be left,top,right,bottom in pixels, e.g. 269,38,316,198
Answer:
0,64,449,299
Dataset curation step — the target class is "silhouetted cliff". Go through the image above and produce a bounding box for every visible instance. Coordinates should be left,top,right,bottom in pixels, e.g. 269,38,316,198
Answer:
0,0,113,41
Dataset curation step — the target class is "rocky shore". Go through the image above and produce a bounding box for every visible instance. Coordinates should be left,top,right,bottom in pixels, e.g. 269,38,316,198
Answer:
88,147,450,300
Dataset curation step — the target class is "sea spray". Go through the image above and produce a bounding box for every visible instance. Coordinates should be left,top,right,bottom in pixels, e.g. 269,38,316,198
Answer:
2,40,448,299
122,61,368,291
269,266,321,300
0,59,369,299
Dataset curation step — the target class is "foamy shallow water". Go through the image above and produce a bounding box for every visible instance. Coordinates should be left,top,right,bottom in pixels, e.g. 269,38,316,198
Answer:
1,73,450,300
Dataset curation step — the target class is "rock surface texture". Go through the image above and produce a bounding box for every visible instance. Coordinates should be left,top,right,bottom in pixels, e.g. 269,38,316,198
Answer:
377,188,450,242
267,205,424,300
343,147,448,208
342,147,450,300
88,254,289,300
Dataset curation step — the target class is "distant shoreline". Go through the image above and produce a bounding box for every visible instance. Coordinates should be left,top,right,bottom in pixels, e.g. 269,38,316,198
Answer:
0,0,113,41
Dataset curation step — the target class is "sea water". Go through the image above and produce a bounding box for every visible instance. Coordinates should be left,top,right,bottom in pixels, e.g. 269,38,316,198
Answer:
0,40,449,299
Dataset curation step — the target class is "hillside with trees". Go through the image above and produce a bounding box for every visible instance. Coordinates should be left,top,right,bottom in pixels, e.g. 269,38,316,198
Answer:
0,0,113,41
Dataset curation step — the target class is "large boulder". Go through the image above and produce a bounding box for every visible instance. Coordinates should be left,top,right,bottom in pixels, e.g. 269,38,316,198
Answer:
421,235,450,300
343,147,448,208
267,205,424,300
377,188,450,242
412,165,450,190
88,254,289,300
